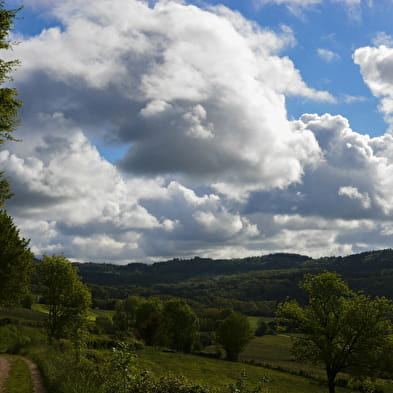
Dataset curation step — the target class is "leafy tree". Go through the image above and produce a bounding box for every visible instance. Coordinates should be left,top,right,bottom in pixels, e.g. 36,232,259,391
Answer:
277,271,393,393
0,1,21,145
36,254,91,339
95,315,115,335
198,308,232,332
105,342,137,393
113,295,141,333
0,172,13,207
254,319,269,336
22,293,34,309
162,299,199,353
0,2,22,204
216,311,252,361
135,298,164,346
0,210,33,307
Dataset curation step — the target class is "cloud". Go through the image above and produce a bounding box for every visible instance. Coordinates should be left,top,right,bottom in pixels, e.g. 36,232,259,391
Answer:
5,0,393,262
338,186,371,209
354,45,393,129
2,113,262,262
8,0,333,199
256,0,365,19
255,0,320,17
373,32,393,47
342,94,367,104
317,48,340,63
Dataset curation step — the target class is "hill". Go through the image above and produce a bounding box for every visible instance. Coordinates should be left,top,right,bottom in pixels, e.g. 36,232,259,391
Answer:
72,249,393,315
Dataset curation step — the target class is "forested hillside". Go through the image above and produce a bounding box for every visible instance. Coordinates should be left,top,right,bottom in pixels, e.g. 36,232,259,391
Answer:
74,249,393,315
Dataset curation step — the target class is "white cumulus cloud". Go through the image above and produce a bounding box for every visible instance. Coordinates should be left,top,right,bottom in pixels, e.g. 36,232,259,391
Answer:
354,45,393,130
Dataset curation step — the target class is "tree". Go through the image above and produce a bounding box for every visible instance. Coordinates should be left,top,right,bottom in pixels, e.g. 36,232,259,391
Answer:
0,2,22,205
277,271,393,393
0,172,13,207
216,311,252,361
113,295,141,333
36,254,91,339
0,210,33,306
0,1,21,144
95,314,114,335
135,298,164,346
162,299,199,353
254,319,269,336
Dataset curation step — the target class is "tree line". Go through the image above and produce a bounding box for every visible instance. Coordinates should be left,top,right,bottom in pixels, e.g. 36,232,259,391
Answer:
96,295,253,361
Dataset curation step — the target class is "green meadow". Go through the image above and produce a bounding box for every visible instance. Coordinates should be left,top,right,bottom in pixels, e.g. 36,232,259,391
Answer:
135,346,354,393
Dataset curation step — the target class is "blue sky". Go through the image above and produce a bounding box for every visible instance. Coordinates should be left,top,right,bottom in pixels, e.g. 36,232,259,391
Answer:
4,0,393,263
8,0,392,140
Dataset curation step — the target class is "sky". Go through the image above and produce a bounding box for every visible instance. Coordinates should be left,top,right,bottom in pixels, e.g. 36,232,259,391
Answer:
3,0,393,263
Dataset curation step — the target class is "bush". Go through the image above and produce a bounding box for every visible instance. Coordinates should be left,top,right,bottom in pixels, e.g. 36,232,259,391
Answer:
0,325,46,354
254,320,269,337
27,344,105,393
114,371,214,393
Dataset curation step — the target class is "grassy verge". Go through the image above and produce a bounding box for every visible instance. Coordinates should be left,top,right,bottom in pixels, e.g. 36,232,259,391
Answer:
4,356,34,393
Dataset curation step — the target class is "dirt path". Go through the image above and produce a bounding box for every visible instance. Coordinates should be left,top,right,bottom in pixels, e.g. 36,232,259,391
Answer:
0,356,11,393
22,357,47,393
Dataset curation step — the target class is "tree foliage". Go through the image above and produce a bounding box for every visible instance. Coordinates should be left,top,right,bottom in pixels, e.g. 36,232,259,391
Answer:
135,298,164,346
0,2,22,205
216,311,252,361
277,271,393,393
0,210,33,306
0,1,21,145
113,295,141,333
162,299,199,353
36,254,91,339
0,171,12,207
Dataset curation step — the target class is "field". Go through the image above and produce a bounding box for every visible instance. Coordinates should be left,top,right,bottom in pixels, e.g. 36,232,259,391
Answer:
136,346,357,393
3,306,393,393
240,334,323,376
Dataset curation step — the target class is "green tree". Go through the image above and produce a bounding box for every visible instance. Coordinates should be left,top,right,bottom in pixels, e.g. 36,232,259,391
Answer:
0,1,21,144
277,271,393,393
216,311,252,361
162,299,199,353
135,298,164,346
95,315,115,335
36,254,91,339
0,172,12,207
113,295,141,333
0,2,22,205
0,210,33,306
254,319,269,336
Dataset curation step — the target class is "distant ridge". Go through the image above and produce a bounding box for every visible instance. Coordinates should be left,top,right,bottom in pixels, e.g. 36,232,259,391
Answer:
65,249,393,315
73,248,393,287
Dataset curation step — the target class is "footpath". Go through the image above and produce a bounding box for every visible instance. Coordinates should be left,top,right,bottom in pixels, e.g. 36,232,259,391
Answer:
0,355,47,393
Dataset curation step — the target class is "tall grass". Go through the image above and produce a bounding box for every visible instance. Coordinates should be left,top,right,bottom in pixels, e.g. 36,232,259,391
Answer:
26,344,105,393
4,355,34,393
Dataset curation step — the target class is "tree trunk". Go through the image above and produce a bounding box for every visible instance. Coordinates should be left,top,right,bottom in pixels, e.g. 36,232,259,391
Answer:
326,368,336,393
328,378,335,393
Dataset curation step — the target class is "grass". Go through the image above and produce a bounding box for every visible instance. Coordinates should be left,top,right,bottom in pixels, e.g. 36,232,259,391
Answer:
136,346,357,393
32,302,114,322
92,308,115,317
240,334,393,393
88,308,115,321
247,316,275,332
3,305,393,393
31,303,49,314
4,355,34,393
0,306,46,324
240,334,321,373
